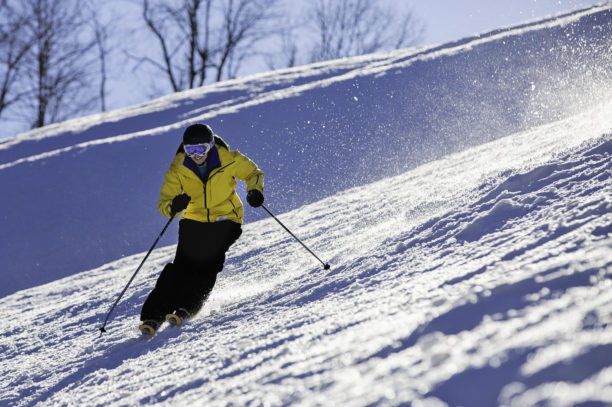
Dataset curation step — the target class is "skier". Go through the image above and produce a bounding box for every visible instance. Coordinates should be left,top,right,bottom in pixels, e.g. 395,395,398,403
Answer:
139,123,264,336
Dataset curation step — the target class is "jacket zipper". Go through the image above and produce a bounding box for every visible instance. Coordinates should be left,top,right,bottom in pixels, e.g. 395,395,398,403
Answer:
203,169,218,223
203,182,210,222
201,161,235,223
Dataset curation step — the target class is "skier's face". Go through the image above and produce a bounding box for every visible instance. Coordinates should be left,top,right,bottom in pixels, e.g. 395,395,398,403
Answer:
192,152,208,165
183,141,214,166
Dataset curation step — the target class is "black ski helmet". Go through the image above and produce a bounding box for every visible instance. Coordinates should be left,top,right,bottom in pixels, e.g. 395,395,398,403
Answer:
183,124,214,145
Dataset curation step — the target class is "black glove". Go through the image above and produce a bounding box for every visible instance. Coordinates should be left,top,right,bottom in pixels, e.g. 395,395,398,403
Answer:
170,193,191,216
246,190,264,207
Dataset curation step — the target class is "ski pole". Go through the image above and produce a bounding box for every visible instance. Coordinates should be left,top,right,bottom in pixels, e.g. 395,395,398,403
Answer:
99,215,175,336
261,204,330,270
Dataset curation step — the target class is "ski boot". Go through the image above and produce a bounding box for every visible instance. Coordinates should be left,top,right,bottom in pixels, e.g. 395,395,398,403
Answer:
139,320,162,337
165,308,192,327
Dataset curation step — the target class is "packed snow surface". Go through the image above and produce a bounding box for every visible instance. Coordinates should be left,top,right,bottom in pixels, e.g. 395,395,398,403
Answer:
1,4,612,407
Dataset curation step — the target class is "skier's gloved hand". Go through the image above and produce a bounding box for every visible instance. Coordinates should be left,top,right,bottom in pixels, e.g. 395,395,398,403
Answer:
246,190,264,207
170,193,191,216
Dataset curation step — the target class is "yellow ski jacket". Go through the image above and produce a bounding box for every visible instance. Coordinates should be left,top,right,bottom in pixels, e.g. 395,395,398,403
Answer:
158,137,264,224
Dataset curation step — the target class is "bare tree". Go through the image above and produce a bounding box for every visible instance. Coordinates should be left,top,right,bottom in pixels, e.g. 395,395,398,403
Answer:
278,26,299,69
262,7,300,71
12,0,99,128
0,1,32,119
139,0,280,93
215,0,280,81
308,0,424,63
85,1,117,113
93,20,110,112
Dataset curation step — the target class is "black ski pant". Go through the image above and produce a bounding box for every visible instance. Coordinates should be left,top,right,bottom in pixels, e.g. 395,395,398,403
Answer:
140,219,242,322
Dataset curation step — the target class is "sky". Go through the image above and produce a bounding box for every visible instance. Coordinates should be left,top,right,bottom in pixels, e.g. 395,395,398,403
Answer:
407,0,605,45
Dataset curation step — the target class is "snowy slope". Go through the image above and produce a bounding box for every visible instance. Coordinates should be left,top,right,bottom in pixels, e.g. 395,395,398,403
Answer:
0,98,611,406
0,4,611,298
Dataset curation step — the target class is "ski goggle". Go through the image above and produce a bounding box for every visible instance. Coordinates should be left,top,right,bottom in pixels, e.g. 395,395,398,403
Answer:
184,142,214,157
